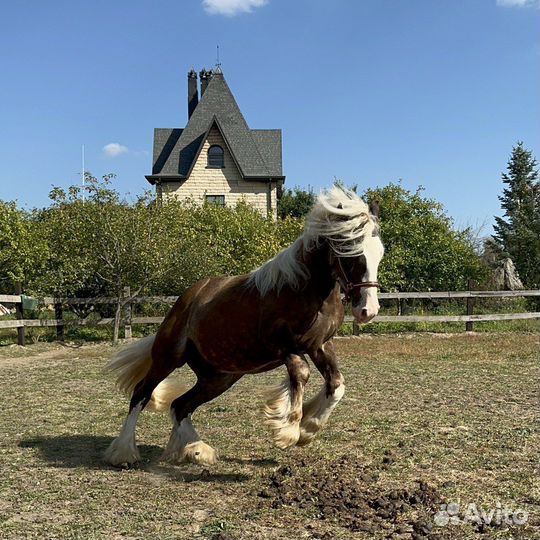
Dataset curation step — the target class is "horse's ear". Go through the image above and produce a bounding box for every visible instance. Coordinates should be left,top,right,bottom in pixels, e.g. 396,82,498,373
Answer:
370,200,380,218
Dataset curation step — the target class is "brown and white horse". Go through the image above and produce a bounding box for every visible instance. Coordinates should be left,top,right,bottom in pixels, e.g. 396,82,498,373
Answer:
104,187,384,467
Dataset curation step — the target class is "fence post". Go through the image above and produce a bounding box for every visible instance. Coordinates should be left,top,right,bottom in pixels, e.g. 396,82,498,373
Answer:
465,279,475,332
352,319,360,336
15,282,25,346
123,286,132,339
55,302,64,341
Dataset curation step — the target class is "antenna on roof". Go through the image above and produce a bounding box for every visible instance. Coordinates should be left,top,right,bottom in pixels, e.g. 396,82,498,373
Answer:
215,45,222,73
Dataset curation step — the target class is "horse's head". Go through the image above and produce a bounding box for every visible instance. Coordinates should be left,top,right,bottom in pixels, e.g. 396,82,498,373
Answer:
303,187,385,323
331,202,384,324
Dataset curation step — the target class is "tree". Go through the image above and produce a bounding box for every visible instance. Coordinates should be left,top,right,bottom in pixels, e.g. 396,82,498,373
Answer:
278,185,316,219
32,182,106,300
0,201,47,293
152,199,304,294
31,174,305,342
492,142,540,288
363,183,485,292
34,174,186,342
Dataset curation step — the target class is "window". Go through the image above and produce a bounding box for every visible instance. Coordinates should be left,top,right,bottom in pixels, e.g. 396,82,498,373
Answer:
205,194,225,207
207,145,224,168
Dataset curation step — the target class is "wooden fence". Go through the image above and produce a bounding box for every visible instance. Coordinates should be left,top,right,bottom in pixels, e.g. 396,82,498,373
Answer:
347,290,540,334
1,288,539,345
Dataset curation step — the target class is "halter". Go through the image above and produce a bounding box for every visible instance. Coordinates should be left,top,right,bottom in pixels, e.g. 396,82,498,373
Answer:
336,256,380,304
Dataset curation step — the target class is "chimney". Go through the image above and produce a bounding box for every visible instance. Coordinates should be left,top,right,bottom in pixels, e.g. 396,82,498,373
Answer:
199,69,213,96
188,69,198,118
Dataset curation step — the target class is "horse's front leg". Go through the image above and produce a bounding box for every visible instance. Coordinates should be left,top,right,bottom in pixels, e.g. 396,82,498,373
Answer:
263,354,310,449
297,340,345,446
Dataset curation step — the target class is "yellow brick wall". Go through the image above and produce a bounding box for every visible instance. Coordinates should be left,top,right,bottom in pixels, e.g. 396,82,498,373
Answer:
161,127,276,218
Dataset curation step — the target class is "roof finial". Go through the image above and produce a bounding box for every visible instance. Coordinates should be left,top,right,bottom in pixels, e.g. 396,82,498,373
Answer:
215,45,222,73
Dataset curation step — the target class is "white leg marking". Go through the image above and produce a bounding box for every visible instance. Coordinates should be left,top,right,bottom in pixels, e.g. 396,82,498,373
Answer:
162,415,217,465
263,378,301,449
297,383,345,446
104,402,143,466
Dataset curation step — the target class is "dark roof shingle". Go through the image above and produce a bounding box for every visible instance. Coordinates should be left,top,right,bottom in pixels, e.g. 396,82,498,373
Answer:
150,72,283,180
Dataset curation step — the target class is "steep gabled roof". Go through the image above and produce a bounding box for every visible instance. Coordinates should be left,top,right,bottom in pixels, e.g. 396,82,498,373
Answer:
251,130,283,177
151,128,183,176
148,72,283,181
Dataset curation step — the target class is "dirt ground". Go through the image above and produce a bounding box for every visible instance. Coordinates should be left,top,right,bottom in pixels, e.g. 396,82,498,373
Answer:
0,333,538,539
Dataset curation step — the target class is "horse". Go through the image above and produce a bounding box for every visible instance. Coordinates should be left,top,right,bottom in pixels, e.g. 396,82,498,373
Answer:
104,186,384,467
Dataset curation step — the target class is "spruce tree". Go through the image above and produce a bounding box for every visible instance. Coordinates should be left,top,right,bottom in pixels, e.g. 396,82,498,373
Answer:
493,142,540,288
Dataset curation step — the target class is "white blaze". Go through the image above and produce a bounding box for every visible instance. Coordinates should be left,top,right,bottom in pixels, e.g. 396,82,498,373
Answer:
352,234,384,323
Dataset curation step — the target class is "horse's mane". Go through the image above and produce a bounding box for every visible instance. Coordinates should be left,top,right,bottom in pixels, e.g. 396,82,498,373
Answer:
248,186,378,296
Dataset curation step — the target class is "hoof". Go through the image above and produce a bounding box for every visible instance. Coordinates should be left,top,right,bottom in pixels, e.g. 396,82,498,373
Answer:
272,421,300,449
296,433,315,447
296,418,321,447
182,441,218,465
161,441,218,466
104,437,141,467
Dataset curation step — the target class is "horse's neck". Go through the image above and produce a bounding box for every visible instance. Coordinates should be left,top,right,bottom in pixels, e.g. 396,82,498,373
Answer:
299,241,336,303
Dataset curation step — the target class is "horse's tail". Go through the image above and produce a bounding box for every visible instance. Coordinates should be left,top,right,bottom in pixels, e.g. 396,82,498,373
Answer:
147,375,187,412
105,335,187,412
106,335,156,396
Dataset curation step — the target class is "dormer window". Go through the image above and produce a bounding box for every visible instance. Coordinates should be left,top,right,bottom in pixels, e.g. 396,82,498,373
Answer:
208,145,224,168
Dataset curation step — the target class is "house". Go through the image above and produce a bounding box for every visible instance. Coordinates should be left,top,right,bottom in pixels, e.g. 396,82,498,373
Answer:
145,67,285,217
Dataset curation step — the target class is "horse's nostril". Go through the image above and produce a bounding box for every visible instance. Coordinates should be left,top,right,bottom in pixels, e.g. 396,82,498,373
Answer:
361,308,368,317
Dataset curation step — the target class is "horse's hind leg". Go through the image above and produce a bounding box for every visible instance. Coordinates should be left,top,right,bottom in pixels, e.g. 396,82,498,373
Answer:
104,343,185,467
104,399,146,467
264,354,310,449
162,371,242,466
297,341,345,447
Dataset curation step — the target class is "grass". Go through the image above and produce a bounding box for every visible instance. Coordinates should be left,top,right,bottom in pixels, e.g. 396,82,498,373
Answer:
0,333,538,539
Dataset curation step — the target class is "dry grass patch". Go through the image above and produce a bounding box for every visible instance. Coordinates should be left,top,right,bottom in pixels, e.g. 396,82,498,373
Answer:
0,333,538,539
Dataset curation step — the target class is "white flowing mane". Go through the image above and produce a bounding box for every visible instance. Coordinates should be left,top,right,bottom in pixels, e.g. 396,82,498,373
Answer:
249,186,378,295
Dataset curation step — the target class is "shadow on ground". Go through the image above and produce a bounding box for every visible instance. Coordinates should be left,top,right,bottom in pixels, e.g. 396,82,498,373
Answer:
19,435,253,483
222,456,278,467
19,435,163,469
149,464,251,483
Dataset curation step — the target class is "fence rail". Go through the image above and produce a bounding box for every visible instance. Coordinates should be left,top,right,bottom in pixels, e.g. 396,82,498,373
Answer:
345,312,540,324
379,290,540,299
34,290,540,304
40,296,180,305
1,288,539,344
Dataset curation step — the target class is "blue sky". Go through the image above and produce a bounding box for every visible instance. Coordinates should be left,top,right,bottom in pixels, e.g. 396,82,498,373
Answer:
0,0,538,234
